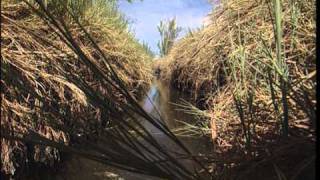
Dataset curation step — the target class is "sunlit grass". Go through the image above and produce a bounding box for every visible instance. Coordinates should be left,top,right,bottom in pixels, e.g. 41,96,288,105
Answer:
1,0,208,179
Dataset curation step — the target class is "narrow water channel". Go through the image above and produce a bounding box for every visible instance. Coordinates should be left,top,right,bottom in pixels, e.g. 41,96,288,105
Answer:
33,80,212,180
140,80,212,155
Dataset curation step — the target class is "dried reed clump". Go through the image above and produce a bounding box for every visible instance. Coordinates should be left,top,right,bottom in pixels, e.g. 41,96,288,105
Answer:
1,1,152,177
158,0,315,178
160,0,315,153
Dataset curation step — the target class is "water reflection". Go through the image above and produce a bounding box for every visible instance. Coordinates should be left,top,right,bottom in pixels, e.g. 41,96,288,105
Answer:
141,80,211,155
34,80,212,180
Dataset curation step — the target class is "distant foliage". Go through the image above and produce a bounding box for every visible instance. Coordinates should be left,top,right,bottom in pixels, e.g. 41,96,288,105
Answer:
157,18,182,57
141,41,155,57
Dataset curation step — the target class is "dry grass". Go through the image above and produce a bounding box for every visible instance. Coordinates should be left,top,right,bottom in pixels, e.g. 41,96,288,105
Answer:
159,0,315,140
1,1,152,177
1,1,208,180
157,0,316,178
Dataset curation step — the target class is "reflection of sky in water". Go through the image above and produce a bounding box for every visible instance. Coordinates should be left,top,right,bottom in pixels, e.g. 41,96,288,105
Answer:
118,0,213,54
140,81,212,159
142,85,159,113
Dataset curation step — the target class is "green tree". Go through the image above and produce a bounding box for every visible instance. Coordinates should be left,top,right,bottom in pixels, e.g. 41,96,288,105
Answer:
157,18,182,57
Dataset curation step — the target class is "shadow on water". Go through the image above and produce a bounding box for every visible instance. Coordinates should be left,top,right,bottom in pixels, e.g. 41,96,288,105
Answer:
30,80,213,180
141,80,212,155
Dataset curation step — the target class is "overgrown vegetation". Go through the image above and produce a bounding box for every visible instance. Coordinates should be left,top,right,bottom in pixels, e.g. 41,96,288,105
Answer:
157,0,316,178
0,0,171,178
1,0,316,179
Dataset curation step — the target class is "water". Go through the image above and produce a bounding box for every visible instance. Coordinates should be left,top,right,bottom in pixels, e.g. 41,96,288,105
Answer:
140,80,212,154
33,80,213,180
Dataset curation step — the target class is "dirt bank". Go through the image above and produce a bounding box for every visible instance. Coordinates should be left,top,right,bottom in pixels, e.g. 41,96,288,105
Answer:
1,1,152,178
156,0,316,178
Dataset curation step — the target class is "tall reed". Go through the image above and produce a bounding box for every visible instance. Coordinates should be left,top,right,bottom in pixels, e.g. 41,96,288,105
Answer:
1,0,209,179
156,1,316,178
273,0,289,137
157,18,182,57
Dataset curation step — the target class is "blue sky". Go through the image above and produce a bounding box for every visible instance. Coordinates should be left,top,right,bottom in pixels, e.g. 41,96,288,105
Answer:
118,0,212,54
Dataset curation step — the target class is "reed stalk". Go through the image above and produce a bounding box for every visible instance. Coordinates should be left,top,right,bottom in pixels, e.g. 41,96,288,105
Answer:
273,0,289,137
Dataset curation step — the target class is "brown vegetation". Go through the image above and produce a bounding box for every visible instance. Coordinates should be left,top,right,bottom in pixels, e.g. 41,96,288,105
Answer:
157,0,316,178
1,1,152,177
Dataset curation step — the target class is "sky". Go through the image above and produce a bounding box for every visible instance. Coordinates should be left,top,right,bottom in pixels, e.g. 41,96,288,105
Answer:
118,0,213,54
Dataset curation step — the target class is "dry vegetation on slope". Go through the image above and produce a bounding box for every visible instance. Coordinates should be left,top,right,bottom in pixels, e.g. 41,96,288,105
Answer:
157,0,316,178
1,1,152,177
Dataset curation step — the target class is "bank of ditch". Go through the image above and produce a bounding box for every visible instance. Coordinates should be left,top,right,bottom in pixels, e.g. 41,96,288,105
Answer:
1,1,153,178
155,0,316,179
1,0,317,179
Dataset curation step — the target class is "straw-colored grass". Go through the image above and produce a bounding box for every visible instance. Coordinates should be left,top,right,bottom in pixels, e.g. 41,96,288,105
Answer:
1,1,209,179
159,0,315,139
1,1,153,177
158,0,315,178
